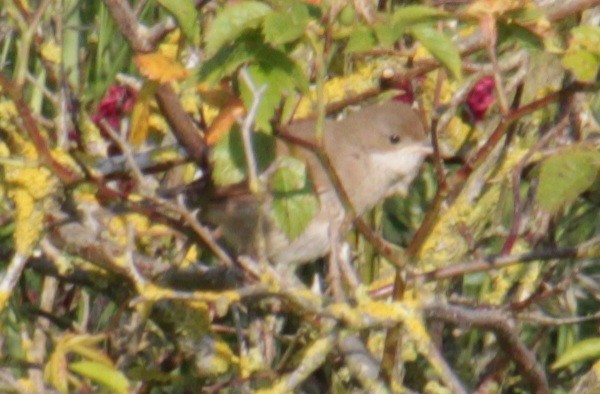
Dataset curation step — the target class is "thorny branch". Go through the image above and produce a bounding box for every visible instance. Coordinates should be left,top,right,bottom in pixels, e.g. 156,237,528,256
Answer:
103,0,208,165
425,303,550,393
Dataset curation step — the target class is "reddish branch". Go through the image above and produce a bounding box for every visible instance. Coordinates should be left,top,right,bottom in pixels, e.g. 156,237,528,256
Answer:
103,0,208,165
0,72,81,185
425,303,549,393
379,0,598,379
379,83,590,376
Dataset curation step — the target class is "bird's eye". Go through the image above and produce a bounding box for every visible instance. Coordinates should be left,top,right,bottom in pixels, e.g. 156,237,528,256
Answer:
389,134,401,144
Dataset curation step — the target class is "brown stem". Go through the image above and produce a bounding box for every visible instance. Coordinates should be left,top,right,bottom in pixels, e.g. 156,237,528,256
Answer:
425,304,549,393
154,84,208,165
0,72,81,185
368,236,600,299
380,81,592,378
102,0,208,166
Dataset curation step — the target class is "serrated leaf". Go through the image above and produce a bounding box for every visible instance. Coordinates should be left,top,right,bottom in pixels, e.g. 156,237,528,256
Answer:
199,31,308,91
561,50,599,83
262,3,310,46
239,57,307,132
346,26,377,53
552,337,600,369
204,1,271,56
211,127,276,186
392,5,448,30
69,361,130,394
269,157,319,240
536,148,600,213
411,25,462,80
198,34,259,84
156,0,199,43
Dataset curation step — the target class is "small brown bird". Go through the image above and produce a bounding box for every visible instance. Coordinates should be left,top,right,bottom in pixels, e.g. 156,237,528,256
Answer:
207,101,431,266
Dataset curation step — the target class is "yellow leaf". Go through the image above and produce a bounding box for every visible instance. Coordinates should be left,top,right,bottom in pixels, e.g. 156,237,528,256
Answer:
129,82,157,147
134,52,189,83
44,346,69,393
41,39,61,64
157,30,182,60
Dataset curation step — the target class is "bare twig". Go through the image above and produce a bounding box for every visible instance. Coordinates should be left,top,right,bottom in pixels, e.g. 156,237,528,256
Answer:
100,118,159,193
519,311,600,326
238,68,267,194
369,237,600,298
146,195,235,267
337,334,390,394
501,112,571,254
0,254,28,311
425,303,549,393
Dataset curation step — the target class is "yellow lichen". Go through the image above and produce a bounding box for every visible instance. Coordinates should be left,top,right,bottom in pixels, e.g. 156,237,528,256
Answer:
8,188,46,254
418,145,530,270
107,213,150,246
295,63,382,118
40,39,61,64
148,113,169,135
5,165,56,200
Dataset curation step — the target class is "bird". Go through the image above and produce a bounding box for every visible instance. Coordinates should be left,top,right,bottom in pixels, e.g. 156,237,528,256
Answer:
205,100,431,266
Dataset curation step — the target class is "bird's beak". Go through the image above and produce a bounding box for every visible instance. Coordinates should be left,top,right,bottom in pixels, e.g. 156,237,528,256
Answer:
404,143,433,156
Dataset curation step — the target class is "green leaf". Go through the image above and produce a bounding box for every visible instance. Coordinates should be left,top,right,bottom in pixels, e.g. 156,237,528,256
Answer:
204,1,271,56
561,50,599,83
199,31,308,92
569,25,600,54
239,56,308,132
374,21,398,48
156,0,199,43
505,4,545,25
69,361,130,394
552,337,600,369
198,33,261,84
346,26,377,53
262,2,310,46
337,4,356,27
536,147,600,213
498,22,544,50
210,126,276,186
392,5,448,30
269,156,319,240
411,25,462,80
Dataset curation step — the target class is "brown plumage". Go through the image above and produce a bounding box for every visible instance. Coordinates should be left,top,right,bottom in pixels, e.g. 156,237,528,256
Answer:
206,101,430,266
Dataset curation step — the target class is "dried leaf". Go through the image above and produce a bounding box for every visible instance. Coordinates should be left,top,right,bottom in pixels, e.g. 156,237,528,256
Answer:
134,52,189,83
205,99,246,146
